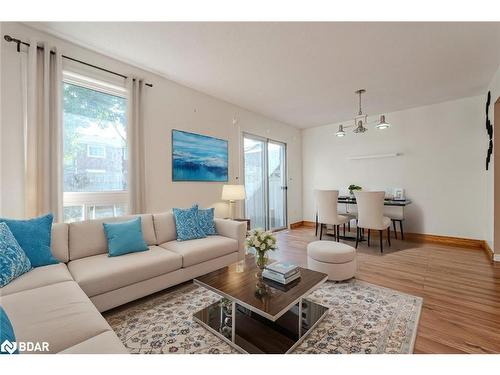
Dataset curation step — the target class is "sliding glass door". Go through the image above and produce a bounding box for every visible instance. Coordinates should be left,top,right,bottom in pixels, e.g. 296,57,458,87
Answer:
243,137,267,229
243,134,287,231
267,141,287,230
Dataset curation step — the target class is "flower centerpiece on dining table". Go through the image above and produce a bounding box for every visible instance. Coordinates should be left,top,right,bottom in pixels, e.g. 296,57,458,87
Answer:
348,184,362,197
245,228,277,277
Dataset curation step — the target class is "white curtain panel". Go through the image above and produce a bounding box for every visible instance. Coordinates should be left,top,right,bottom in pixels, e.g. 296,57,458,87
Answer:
127,78,146,214
21,41,63,221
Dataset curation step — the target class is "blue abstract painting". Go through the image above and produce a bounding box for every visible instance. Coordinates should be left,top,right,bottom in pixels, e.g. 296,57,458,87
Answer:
172,130,228,182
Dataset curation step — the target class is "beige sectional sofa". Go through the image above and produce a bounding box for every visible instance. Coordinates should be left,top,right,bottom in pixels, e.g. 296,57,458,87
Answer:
0,213,247,354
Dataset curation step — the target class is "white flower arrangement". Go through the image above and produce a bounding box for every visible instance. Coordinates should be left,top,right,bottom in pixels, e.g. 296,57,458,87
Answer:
245,228,278,255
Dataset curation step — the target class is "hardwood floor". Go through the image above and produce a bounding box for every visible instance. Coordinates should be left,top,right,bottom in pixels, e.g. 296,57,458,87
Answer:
272,226,500,353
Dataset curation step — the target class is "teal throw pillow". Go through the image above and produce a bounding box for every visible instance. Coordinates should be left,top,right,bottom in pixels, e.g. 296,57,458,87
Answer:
0,213,57,268
0,223,32,288
103,217,149,257
172,206,206,241
1,307,19,354
195,205,217,236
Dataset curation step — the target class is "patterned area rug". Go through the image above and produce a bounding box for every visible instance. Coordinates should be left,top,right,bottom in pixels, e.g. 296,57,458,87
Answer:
105,279,422,354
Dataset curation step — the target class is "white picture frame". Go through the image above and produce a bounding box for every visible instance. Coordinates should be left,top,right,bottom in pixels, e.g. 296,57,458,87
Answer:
393,188,405,200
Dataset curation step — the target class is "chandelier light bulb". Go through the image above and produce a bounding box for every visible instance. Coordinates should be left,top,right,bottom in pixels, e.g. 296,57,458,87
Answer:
336,124,346,137
376,115,390,130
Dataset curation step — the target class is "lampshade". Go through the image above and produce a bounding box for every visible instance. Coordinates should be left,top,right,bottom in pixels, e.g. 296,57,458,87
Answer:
221,184,246,201
376,115,390,129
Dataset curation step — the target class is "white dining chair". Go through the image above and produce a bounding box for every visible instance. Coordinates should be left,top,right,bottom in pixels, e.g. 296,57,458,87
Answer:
338,203,357,233
354,191,392,252
314,190,350,241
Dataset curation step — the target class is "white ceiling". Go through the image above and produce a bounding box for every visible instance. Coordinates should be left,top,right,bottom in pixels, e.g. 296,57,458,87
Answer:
28,22,500,128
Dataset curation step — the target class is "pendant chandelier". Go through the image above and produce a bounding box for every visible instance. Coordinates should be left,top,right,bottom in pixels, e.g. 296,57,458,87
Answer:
336,89,390,137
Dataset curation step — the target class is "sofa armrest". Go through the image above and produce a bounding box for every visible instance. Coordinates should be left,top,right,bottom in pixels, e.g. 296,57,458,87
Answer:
214,219,247,260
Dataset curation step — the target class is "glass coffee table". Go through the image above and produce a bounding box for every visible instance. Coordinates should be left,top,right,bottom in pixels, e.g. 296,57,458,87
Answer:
193,257,329,354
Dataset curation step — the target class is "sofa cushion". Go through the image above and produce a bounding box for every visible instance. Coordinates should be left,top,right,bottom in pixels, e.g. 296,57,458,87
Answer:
0,263,73,296
0,214,58,267
1,281,113,353
159,235,238,267
59,331,127,354
68,246,182,297
152,212,177,244
0,223,32,288
68,214,156,260
51,223,69,263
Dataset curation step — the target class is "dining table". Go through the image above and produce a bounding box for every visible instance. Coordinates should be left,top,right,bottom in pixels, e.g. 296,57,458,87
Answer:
337,196,412,207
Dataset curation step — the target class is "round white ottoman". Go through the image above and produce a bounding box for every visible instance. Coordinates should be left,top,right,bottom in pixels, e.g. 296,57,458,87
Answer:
307,241,357,281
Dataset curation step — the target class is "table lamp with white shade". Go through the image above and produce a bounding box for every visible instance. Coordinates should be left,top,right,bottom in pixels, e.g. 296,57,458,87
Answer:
221,184,246,220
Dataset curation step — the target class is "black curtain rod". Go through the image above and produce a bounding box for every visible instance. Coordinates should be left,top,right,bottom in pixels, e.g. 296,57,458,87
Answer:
4,34,153,88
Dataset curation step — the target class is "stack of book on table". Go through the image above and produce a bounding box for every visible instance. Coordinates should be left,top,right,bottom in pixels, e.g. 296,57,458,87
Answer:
263,262,301,284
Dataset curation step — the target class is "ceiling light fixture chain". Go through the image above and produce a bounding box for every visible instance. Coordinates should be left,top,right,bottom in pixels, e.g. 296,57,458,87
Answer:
356,88,366,116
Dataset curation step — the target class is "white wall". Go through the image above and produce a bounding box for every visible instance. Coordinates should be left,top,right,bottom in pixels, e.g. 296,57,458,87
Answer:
0,22,302,224
302,95,487,240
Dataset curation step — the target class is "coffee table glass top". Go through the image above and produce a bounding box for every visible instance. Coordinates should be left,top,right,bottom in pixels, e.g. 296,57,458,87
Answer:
194,257,328,321
193,297,329,353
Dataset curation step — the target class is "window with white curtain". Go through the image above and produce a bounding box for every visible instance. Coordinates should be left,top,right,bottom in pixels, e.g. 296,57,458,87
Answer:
62,71,128,222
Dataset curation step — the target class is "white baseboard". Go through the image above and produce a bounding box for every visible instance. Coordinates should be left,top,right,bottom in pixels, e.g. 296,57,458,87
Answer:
494,254,500,262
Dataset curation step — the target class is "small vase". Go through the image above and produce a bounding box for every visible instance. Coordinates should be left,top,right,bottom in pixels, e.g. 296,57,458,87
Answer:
255,250,268,278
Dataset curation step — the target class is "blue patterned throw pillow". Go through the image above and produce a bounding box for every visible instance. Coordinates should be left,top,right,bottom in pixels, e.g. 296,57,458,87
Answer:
0,222,32,288
0,213,58,267
172,206,206,241
195,205,217,236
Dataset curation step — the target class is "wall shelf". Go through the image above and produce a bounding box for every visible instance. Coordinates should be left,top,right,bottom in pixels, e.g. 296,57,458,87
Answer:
347,153,401,160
